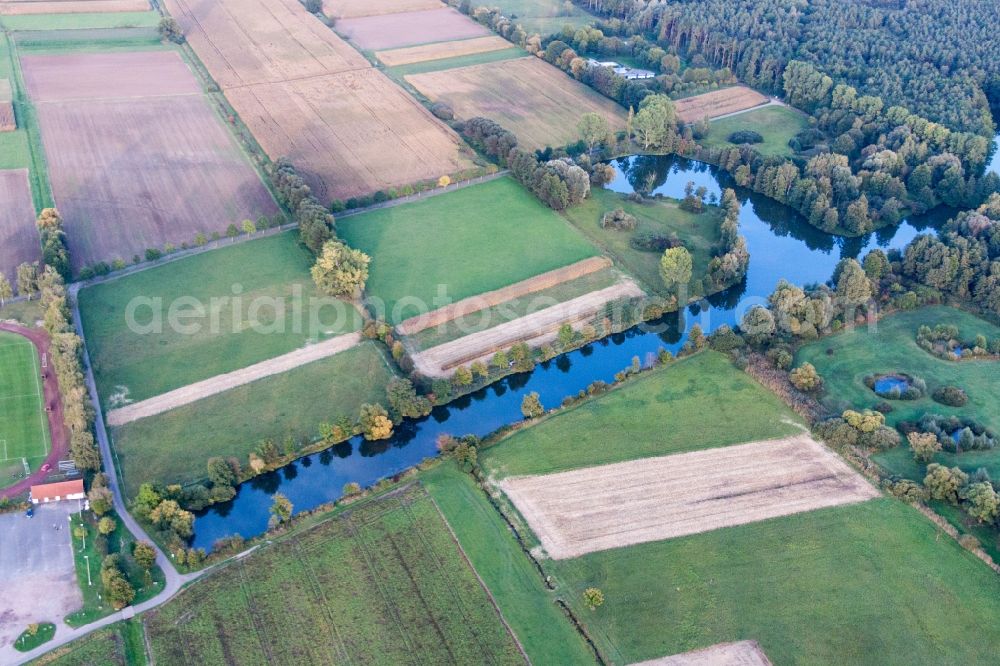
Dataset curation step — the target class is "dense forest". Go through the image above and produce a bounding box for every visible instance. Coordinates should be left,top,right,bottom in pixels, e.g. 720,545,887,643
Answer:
577,0,1000,138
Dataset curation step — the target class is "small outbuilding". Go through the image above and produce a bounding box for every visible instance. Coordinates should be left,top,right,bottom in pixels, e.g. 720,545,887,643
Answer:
29,479,85,504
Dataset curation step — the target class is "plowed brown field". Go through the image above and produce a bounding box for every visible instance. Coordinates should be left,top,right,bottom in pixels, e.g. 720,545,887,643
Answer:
0,0,148,14
674,86,768,123
500,435,879,559
0,169,38,283
376,35,512,67
406,57,626,150
22,51,277,272
164,0,473,201
337,7,489,50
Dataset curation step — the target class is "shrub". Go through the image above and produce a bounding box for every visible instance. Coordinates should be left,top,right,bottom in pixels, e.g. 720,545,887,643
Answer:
932,385,968,407
630,229,680,252
728,129,763,144
789,362,822,392
429,102,454,121
600,208,637,231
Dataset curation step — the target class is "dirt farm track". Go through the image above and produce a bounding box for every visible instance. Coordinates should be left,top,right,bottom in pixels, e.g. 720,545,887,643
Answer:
500,435,879,559
22,51,277,272
165,0,473,201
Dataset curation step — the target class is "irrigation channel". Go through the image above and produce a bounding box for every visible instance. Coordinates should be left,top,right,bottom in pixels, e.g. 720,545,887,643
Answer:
190,154,951,550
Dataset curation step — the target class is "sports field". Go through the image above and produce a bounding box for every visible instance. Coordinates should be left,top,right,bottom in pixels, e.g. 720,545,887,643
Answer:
551,498,1000,664
79,232,363,405
145,485,526,664
110,342,397,495
796,306,1000,478
338,177,600,323
560,186,724,295
406,56,627,151
0,331,48,482
483,351,803,478
700,105,809,158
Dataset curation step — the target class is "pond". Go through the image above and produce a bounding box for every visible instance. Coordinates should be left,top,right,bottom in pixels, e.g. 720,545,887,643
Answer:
989,134,1000,176
190,154,949,550
872,374,912,397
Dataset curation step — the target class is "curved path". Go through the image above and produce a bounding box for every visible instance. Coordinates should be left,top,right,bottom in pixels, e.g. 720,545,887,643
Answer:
0,322,69,500
6,288,204,666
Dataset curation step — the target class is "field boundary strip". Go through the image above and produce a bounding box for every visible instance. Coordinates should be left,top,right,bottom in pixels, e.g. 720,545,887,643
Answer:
396,257,612,335
499,434,880,559
105,332,363,426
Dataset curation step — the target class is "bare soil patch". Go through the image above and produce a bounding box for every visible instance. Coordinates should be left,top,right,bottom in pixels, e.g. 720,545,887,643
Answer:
323,0,442,19
106,331,362,426
397,257,611,335
674,86,769,124
406,56,627,150
499,435,879,559
0,0,147,15
411,279,642,377
376,35,512,67
164,0,473,202
0,80,13,132
336,7,489,50
0,169,38,283
22,51,277,272
634,641,773,666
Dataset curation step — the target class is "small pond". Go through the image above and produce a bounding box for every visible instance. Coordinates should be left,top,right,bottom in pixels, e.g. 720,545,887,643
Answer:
873,374,912,396
190,154,951,550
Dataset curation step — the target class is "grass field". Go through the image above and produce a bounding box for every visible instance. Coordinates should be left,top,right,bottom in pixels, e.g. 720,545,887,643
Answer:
550,498,1000,664
0,32,52,208
110,342,398,496
560,187,723,295
795,306,1000,477
28,619,145,666
145,485,526,664
407,266,624,349
482,351,804,479
479,0,594,34
339,177,599,324
389,46,526,77
700,105,809,158
423,464,596,664
79,232,362,404
65,511,165,627
0,331,49,483
0,11,158,30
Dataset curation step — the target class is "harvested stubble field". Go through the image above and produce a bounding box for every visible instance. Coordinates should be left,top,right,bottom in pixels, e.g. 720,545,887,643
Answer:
500,434,878,559
146,486,526,665
638,641,772,666
323,0,443,19
0,0,148,14
337,7,490,50
397,256,611,335
22,51,277,272
674,85,769,123
406,56,627,150
0,168,37,282
165,0,472,201
412,279,643,377
376,35,512,67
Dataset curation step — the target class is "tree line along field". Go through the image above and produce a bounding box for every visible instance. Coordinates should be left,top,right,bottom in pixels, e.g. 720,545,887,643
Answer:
406,56,627,151
0,168,39,283
482,351,805,479
110,342,397,497
795,306,1000,480
338,176,601,324
79,232,363,405
144,485,526,665
21,49,278,273
164,0,474,202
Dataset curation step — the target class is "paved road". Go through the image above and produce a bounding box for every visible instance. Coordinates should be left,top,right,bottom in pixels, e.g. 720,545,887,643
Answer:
6,287,204,666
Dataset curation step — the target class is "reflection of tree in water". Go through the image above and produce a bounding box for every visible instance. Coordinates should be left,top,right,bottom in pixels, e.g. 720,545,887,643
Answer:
300,456,312,468
706,275,748,310
249,470,282,495
282,462,298,481
555,354,572,373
